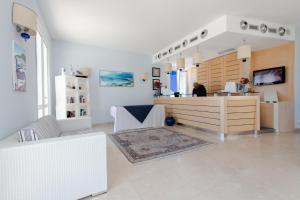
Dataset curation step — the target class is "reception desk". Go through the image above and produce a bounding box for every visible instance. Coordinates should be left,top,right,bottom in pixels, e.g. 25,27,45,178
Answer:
154,96,260,137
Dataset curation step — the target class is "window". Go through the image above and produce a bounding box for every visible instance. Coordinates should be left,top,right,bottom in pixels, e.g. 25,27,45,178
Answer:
36,32,50,118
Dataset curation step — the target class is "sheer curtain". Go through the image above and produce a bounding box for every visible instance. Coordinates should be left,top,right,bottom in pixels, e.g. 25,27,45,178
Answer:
177,70,187,95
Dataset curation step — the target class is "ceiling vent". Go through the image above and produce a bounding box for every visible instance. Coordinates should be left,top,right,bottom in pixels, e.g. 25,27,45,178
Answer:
190,36,198,43
218,48,236,55
268,28,277,34
162,51,168,56
174,45,181,50
249,24,259,31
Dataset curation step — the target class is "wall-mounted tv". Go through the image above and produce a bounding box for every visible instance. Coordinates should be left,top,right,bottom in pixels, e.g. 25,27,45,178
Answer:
253,66,285,86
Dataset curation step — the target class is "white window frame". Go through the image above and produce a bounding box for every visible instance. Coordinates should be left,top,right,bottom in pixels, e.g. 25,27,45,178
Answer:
36,32,50,118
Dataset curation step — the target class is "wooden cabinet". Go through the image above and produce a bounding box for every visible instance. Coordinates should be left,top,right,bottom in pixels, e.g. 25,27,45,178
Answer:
208,57,224,93
197,52,242,93
223,53,242,83
197,62,209,92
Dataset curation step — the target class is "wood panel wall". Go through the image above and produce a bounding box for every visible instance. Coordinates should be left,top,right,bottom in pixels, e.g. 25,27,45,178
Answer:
197,52,242,93
196,42,295,131
251,42,294,102
251,42,295,131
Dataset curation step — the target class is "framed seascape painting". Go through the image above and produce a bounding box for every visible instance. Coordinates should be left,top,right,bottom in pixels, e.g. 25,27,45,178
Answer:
13,41,26,92
152,67,160,77
99,70,134,87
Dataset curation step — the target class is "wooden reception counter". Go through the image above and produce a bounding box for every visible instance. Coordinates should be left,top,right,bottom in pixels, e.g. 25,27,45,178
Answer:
154,96,260,137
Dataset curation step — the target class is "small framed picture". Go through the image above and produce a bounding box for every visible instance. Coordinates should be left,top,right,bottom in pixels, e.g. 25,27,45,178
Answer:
152,79,161,90
152,67,161,77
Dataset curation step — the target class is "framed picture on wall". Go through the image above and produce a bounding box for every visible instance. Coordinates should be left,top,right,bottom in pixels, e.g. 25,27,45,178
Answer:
152,67,160,77
99,70,134,87
12,41,27,92
152,79,161,90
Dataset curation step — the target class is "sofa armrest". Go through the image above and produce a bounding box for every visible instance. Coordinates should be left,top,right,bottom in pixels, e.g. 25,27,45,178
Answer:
57,117,92,132
0,132,107,200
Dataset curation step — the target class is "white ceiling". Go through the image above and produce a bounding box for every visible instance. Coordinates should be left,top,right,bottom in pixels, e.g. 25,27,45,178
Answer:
37,0,300,55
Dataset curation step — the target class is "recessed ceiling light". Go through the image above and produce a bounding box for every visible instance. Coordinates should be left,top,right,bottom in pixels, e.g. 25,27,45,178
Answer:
260,24,268,33
278,27,286,36
240,20,248,30
201,29,208,38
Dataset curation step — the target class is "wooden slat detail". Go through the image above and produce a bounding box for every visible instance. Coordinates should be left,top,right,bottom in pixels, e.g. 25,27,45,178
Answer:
227,112,256,120
225,65,240,73
227,100,256,106
210,74,222,79
225,68,240,74
177,118,220,132
210,85,223,91
161,100,220,106
227,119,255,126
225,63,240,67
224,53,238,62
209,57,222,65
165,104,220,113
227,106,256,113
225,74,240,80
171,108,220,119
172,113,220,125
228,125,256,133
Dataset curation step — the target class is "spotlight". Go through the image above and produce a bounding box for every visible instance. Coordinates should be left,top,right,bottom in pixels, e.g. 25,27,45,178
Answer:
158,53,161,59
260,24,268,33
201,29,208,38
278,27,286,36
182,40,188,47
240,20,248,30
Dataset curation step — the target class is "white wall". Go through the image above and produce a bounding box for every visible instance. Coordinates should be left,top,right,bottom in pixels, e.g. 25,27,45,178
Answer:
295,26,300,128
51,40,155,124
0,0,51,139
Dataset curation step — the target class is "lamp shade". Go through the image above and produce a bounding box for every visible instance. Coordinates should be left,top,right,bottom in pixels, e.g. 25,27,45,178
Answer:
79,67,91,77
192,52,203,66
176,57,185,70
165,63,172,73
13,3,37,36
237,45,251,60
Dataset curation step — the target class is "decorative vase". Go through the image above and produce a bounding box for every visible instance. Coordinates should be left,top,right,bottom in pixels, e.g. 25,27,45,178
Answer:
165,116,175,126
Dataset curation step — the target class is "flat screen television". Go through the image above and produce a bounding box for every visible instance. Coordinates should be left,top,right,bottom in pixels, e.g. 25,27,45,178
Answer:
253,66,285,86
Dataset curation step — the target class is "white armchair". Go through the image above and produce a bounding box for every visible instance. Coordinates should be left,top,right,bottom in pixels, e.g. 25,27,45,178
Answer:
0,117,107,200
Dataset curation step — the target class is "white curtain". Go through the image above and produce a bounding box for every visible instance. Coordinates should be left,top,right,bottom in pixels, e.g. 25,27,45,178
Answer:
177,70,187,95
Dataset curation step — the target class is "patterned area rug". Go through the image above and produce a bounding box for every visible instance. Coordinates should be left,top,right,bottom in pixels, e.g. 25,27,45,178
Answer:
109,128,211,163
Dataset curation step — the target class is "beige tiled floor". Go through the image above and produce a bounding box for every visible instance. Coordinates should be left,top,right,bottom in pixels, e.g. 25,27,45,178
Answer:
87,124,300,200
